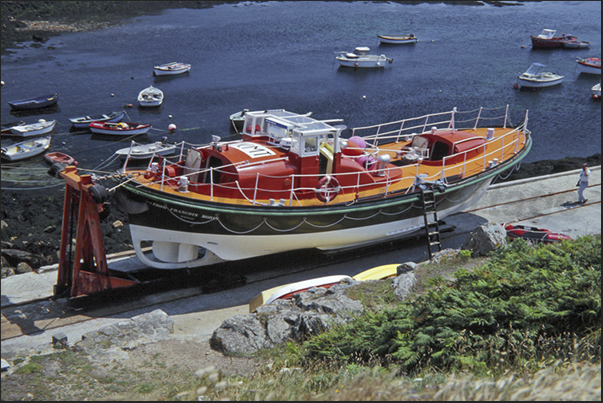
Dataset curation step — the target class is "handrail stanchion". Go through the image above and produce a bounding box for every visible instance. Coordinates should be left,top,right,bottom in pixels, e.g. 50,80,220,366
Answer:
160,158,166,191
253,173,259,204
210,167,214,201
289,174,296,206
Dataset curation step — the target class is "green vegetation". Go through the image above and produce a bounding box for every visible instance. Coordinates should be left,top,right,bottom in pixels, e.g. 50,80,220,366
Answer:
2,236,600,401
304,236,600,376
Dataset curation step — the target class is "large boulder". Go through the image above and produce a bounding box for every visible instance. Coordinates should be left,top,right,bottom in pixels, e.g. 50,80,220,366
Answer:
461,222,507,257
210,282,364,356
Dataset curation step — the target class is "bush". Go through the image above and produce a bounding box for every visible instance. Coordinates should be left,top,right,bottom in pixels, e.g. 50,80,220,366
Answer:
304,236,601,375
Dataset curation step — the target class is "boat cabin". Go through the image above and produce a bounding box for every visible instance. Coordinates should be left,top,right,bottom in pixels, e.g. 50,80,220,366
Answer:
536,29,557,39
150,110,490,203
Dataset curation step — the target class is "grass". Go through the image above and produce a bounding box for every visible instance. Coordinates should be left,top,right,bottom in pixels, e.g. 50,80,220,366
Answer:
1,236,600,401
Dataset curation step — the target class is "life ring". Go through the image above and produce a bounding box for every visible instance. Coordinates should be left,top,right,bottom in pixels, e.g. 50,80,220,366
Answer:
315,176,340,203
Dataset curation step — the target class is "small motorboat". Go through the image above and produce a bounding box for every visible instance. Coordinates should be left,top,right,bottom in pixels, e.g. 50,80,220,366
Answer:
504,224,572,244
8,93,59,110
44,151,77,166
7,119,56,137
89,121,152,136
562,39,590,49
137,85,164,107
592,82,601,101
516,63,564,89
114,139,179,160
249,275,353,313
335,47,393,68
153,62,191,76
69,110,126,129
1,135,52,161
377,33,418,45
575,57,601,75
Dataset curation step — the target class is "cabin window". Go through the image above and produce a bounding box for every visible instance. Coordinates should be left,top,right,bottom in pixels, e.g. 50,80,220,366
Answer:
303,136,319,156
430,142,449,161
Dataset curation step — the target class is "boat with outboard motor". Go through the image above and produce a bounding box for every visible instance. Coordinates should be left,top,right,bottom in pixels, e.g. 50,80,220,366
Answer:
516,62,564,89
103,105,531,270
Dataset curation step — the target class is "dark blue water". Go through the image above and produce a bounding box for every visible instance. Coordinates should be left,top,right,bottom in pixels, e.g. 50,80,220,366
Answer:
1,1,601,187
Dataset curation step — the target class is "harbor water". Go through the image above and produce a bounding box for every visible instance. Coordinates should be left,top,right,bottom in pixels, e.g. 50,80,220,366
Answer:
1,1,601,194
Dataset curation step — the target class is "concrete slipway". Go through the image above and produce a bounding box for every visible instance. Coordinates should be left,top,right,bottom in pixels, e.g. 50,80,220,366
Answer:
1,166,600,356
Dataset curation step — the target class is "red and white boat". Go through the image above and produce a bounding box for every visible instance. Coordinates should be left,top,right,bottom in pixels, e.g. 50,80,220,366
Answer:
504,224,572,244
89,121,151,136
104,105,532,270
576,57,601,75
530,29,578,49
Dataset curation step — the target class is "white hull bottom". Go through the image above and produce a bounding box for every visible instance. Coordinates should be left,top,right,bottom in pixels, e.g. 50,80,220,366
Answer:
578,66,601,75
128,180,491,269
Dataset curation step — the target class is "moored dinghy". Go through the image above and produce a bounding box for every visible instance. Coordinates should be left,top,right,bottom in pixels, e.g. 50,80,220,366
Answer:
44,151,77,166
115,139,180,160
377,33,418,44
89,121,152,136
69,110,126,129
8,119,56,137
153,62,191,76
8,93,59,110
138,85,164,107
104,105,532,270
516,62,564,89
1,135,52,161
575,57,601,75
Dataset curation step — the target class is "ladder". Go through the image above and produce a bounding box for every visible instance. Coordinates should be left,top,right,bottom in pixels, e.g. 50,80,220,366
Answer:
420,186,442,260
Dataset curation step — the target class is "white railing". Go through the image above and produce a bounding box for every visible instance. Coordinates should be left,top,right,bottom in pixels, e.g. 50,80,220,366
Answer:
126,106,528,206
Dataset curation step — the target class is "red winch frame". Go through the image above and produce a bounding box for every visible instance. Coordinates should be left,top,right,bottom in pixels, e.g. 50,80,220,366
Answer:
53,165,139,299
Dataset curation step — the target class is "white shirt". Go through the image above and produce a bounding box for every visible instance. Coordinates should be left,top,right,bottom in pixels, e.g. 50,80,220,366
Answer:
579,168,591,183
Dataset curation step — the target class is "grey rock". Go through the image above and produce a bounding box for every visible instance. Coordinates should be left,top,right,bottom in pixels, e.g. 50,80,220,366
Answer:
52,332,68,348
461,222,507,257
77,309,174,362
210,281,365,356
393,271,416,301
15,262,33,274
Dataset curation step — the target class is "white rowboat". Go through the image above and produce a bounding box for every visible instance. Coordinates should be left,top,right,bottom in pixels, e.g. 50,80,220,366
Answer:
7,119,56,137
1,135,52,161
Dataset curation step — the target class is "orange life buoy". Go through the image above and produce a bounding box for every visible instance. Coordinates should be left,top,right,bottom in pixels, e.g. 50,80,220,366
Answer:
315,176,340,203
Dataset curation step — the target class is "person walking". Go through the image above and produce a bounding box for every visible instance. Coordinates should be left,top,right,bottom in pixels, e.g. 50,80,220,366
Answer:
577,163,591,204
